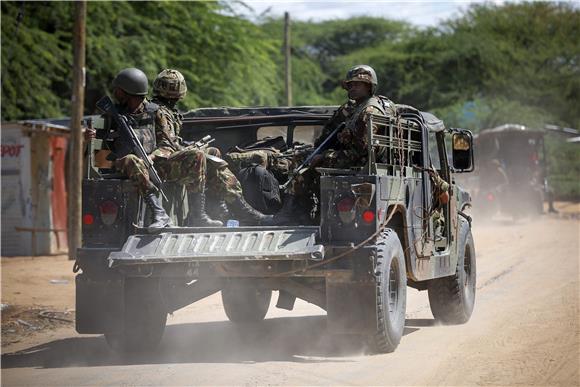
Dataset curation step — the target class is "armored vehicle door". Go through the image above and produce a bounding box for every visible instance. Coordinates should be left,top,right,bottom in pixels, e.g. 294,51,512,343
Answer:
418,128,452,257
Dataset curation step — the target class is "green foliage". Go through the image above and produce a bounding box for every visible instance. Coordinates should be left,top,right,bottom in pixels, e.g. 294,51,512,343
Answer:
1,2,73,120
546,137,580,200
433,97,556,133
259,16,412,105
441,3,580,128
1,1,280,120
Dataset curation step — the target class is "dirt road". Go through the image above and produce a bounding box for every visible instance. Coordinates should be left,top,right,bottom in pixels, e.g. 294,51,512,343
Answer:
2,213,579,386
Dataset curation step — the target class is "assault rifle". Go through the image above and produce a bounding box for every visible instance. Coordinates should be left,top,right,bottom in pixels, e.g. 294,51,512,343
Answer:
184,135,215,150
96,96,168,201
278,143,313,158
280,123,344,192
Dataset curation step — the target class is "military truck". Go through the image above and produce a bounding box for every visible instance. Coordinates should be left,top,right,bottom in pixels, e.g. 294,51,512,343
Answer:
473,124,558,219
76,104,476,353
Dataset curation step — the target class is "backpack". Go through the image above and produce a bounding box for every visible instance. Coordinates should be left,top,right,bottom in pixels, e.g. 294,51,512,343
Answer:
238,165,282,214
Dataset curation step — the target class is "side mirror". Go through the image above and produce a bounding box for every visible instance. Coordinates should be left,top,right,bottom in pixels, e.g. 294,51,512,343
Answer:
451,131,474,172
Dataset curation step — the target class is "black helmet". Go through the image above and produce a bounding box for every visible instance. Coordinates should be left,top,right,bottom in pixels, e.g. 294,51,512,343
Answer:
344,65,378,94
112,68,148,96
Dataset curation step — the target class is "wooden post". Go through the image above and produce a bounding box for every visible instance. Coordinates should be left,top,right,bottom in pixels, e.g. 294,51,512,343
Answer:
284,12,292,106
68,1,86,260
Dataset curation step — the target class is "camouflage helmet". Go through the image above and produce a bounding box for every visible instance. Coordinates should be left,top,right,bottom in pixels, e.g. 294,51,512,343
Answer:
344,65,378,93
112,68,148,96
153,69,187,99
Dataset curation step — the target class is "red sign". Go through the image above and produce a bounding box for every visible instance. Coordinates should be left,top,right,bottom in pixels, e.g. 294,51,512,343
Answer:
1,144,24,157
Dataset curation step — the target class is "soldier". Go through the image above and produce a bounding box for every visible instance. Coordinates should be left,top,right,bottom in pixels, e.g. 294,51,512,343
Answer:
135,68,220,227
150,69,272,225
225,148,296,184
310,64,396,168
277,65,397,223
89,68,172,228
428,168,450,238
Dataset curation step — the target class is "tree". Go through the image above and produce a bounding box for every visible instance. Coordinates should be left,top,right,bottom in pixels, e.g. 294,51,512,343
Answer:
1,1,281,121
259,16,413,105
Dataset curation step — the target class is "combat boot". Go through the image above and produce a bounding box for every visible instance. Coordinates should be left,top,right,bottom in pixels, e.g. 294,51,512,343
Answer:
187,190,223,227
207,198,230,222
144,191,172,228
228,196,274,226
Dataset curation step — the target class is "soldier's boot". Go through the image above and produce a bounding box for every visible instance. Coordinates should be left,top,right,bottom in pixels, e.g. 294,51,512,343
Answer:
187,191,223,227
204,195,229,223
144,191,172,228
228,196,274,226
214,199,230,221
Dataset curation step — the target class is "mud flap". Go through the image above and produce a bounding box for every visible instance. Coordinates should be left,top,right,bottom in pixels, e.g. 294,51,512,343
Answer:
326,276,377,334
75,274,124,334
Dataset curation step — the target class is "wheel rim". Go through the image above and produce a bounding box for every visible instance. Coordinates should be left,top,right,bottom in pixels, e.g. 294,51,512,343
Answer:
388,257,400,317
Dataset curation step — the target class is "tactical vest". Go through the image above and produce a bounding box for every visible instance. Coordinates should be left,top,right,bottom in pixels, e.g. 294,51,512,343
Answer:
160,105,183,138
122,101,158,155
343,96,388,132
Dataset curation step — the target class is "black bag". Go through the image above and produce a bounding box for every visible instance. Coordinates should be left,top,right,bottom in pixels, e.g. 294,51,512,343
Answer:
238,165,282,214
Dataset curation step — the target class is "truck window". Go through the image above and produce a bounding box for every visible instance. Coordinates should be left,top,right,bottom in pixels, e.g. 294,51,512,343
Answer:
257,126,287,141
257,125,324,146
428,131,441,169
292,125,323,145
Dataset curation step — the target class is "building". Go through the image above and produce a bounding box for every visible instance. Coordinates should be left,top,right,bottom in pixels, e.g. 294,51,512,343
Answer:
1,121,69,256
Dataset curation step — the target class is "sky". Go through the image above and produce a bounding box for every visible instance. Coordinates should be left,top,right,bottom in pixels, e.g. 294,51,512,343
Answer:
235,0,569,27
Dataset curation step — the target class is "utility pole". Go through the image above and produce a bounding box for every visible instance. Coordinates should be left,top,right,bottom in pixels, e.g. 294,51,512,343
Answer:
284,12,292,106
68,0,86,260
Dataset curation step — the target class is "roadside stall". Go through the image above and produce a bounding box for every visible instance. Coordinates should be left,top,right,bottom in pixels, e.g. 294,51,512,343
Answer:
1,121,69,256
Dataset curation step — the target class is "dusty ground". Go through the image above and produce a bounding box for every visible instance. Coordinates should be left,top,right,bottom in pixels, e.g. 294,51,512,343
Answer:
1,255,76,348
1,203,579,386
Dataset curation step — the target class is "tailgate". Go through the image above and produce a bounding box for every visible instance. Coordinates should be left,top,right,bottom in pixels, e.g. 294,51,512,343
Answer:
108,227,324,267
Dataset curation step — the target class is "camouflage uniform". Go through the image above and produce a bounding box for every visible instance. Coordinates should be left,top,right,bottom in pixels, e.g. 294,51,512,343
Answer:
150,103,206,193
101,67,173,228
205,159,244,204
225,149,296,185
108,101,160,194
151,100,244,203
149,69,272,226
110,101,206,194
430,171,450,236
114,154,152,194
315,95,396,168
225,150,269,172
291,95,395,201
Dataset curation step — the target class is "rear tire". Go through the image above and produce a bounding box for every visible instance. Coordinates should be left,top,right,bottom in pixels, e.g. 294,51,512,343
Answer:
428,220,476,324
104,278,167,353
221,280,272,323
372,230,407,353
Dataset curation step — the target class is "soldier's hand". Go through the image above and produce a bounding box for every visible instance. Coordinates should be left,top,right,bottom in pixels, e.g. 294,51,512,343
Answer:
84,127,96,141
439,191,450,205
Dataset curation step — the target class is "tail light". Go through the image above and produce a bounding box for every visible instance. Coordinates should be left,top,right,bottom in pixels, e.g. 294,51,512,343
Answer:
82,214,94,225
486,192,495,202
336,196,356,224
99,200,119,225
362,210,375,224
